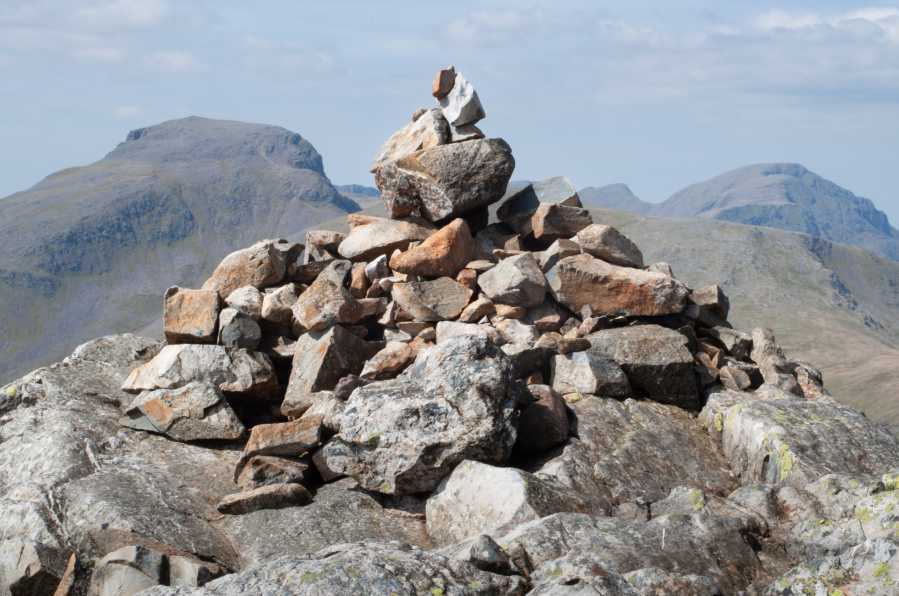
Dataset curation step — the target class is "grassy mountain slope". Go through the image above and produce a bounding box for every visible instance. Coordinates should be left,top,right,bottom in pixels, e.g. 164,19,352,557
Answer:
0,117,360,382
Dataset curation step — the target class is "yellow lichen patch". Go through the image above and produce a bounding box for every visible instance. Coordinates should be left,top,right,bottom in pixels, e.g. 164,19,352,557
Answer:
714,413,723,432
689,489,706,511
564,392,586,404
4,385,15,398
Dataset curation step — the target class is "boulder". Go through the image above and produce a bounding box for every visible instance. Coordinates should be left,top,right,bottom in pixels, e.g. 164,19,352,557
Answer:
538,238,581,273
547,254,688,316
119,382,245,441
587,326,698,408
260,283,304,325
284,326,378,407
750,327,801,394
459,295,496,323
551,352,630,396
721,399,899,487
531,203,593,243
494,318,541,347
292,259,334,284
234,416,323,481
217,484,313,516
389,218,474,278
497,177,581,235
337,217,435,262
527,554,638,595
87,545,167,596
576,224,645,269
432,65,456,99
305,230,346,261
217,307,262,350
692,285,730,319
316,259,353,288
202,239,300,299
291,278,363,331
375,139,515,222
426,460,594,545
436,321,504,345
224,286,263,322
518,385,570,452
236,456,311,491
0,539,69,596
163,287,221,344
622,568,725,596
477,252,547,308
322,335,520,494
391,278,473,321
121,344,279,399
369,108,450,173
463,534,522,577
145,541,527,596
437,71,486,126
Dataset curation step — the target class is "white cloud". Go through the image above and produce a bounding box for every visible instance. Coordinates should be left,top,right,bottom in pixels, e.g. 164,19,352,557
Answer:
142,51,210,74
112,105,141,117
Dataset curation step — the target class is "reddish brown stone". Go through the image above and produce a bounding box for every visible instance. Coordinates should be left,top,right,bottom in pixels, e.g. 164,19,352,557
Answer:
456,268,477,291
389,218,474,279
432,65,456,99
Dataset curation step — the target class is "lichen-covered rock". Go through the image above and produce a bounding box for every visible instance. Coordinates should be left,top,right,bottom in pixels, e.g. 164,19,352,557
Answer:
547,254,688,316
426,460,594,545
163,287,221,344
528,553,637,595
391,277,473,321
587,325,698,408
721,399,899,487
854,490,899,541
139,541,527,596
322,335,520,494
783,517,866,559
623,568,725,596
478,252,548,308
550,352,630,396
576,224,644,269
119,382,246,441
202,239,300,299
121,344,279,399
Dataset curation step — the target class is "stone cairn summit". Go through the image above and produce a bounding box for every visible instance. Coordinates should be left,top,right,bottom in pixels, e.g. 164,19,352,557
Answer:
4,67,899,596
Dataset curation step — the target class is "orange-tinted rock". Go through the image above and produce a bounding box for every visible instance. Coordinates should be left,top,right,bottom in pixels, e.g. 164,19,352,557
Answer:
285,325,379,404
432,65,456,99
458,295,495,323
455,269,477,291
234,416,324,480
494,304,526,319
202,239,301,299
217,484,312,515
389,218,474,279
291,278,364,331
531,203,593,243
349,263,369,298
163,287,221,344
370,109,450,174
338,217,436,263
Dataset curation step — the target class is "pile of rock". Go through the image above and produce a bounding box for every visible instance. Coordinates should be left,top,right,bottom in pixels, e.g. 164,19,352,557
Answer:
7,68,899,596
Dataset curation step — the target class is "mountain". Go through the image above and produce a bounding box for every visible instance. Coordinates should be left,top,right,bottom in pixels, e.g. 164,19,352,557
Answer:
581,164,899,262
0,116,359,382
334,184,382,206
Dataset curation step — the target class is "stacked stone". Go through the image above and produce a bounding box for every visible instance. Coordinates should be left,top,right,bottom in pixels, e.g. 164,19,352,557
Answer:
117,70,834,518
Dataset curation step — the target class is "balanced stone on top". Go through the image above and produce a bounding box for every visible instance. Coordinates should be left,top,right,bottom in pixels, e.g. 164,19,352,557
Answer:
431,65,456,100
436,71,485,127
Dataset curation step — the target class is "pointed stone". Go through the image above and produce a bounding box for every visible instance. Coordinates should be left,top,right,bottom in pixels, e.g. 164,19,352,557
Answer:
369,109,450,174
576,224,644,269
436,72,485,126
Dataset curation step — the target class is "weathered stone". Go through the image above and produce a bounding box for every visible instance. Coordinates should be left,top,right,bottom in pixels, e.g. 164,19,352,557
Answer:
705,326,752,360
281,389,333,419
426,460,593,545
538,238,581,273
528,553,639,595
692,285,730,319
236,456,310,491
216,307,261,350
234,416,323,481
466,260,496,272
647,262,674,277
551,352,630,396
322,335,520,494
163,287,221,344
721,399,899,487
437,71,486,126
494,318,540,347
455,268,478,291
683,303,732,329
547,254,688,316
284,326,378,406
370,108,450,173
145,541,527,596
531,203,593,243
224,286,263,322
557,337,591,355
525,302,565,332
315,259,352,288
292,259,334,284
518,385,570,453
576,224,645,269
122,344,278,399
649,486,765,530
348,263,369,298
477,252,547,308
305,231,346,262
459,295,495,323
494,304,525,319
0,539,68,596
87,545,166,596
719,365,751,391
389,218,474,278
202,239,299,299
623,567,725,596
783,517,866,560
587,326,698,408
435,321,503,345
391,278,472,321
750,327,801,395
337,217,435,262
299,391,345,434
497,177,581,235
464,534,522,577
360,338,429,380
119,382,245,441
217,484,312,516
259,283,302,325
432,65,456,99
291,278,363,331
364,255,390,282
451,124,485,143
383,328,412,343
256,335,295,363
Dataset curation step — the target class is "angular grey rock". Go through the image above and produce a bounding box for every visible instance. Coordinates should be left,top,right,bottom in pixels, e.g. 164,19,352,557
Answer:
233,417,323,482
705,326,752,360
783,517,866,559
587,325,698,408
719,365,751,391
291,277,363,331
436,321,503,345
464,534,521,577
144,540,527,596
547,254,688,317
528,553,637,596
551,352,630,396
576,224,645,269
721,399,899,487
426,460,594,545
260,283,304,325
851,489,899,541
120,382,246,441
322,335,520,494
649,486,766,531
750,327,801,394
437,71,486,126
284,326,378,410
224,285,263,322
337,217,435,262
451,124,485,143
494,318,541,348
305,230,347,262
391,278,473,321
526,302,566,332
202,239,299,299
163,287,221,344
538,238,581,273
256,334,295,363
623,568,724,596
691,285,730,319
122,344,279,399
236,455,311,491
375,139,515,222
0,539,69,596
89,545,166,596
647,262,674,277
217,307,262,350
317,259,353,288
217,484,313,516
459,295,496,323
497,177,581,235
370,108,450,173
477,252,547,308
364,255,390,282
531,203,594,243
299,390,345,434
518,385,570,453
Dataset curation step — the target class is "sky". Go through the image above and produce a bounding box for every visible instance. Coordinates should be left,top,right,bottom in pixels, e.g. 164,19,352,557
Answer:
1,0,898,221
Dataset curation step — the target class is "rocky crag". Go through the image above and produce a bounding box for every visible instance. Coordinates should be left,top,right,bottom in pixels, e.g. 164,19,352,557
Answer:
0,117,360,383
3,68,899,595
